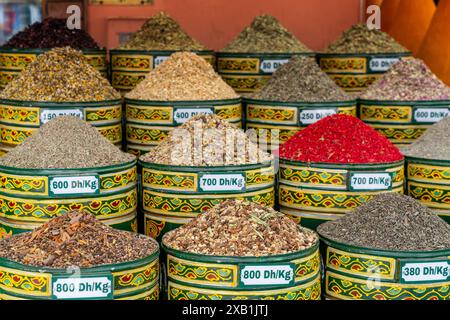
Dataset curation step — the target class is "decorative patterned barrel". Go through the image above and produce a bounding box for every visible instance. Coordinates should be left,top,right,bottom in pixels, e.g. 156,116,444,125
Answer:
110,49,215,94
0,246,160,300
0,160,138,238
244,98,357,150
316,52,411,93
278,159,405,230
125,98,242,156
0,99,123,153
319,235,450,300
162,240,321,300
0,48,108,90
139,160,275,241
359,99,450,147
217,52,315,93
406,156,450,223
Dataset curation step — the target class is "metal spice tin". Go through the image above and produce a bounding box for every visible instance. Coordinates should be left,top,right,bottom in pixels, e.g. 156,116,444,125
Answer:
0,48,108,90
244,98,357,150
405,156,450,223
109,49,215,94
144,212,190,244
162,240,321,300
319,234,450,300
359,99,450,147
278,159,405,230
0,245,160,300
217,52,315,93
125,98,242,155
138,160,275,238
316,52,412,93
0,98,123,150
0,160,138,238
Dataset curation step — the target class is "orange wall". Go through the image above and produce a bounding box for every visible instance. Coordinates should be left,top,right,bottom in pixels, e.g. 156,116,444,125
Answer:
87,0,362,51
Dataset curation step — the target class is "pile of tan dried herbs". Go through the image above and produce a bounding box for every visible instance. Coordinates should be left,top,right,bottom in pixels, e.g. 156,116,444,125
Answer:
163,200,318,256
0,116,134,169
318,193,450,251
222,14,311,53
126,52,238,101
324,24,407,53
140,114,272,166
0,211,158,268
119,12,207,51
360,58,450,101
0,47,119,102
252,56,353,102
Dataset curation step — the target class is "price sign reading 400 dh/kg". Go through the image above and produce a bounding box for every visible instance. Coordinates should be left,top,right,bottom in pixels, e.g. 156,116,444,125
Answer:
173,108,214,124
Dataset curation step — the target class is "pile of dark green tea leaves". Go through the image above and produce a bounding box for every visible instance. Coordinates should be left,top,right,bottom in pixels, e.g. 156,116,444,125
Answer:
252,56,353,102
318,193,450,251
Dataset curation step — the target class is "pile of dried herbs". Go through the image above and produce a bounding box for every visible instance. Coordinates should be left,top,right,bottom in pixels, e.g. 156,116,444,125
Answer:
253,56,353,102
0,47,119,102
404,116,450,160
222,14,311,53
163,200,318,256
360,58,450,101
318,193,450,251
0,211,158,268
324,24,407,53
0,116,134,169
119,12,207,51
140,114,272,166
2,17,99,49
126,52,238,100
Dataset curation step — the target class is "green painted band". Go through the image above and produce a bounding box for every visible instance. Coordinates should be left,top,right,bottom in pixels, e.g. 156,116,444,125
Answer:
0,48,106,54
316,52,411,58
125,97,241,106
110,49,214,55
216,52,315,58
405,156,450,166
243,97,356,106
278,158,404,170
0,98,122,107
358,99,450,105
138,160,273,172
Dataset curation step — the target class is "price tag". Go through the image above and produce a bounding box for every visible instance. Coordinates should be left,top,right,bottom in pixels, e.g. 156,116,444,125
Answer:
299,108,337,125
259,59,289,73
369,57,400,72
400,259,450,283
173,108,214,124
40,109,84,124
52,275,113,300
413,108,449,123
348,172,392,191
154,56,169,67
199,173,245,192
49,176,100,195
239,264,295,286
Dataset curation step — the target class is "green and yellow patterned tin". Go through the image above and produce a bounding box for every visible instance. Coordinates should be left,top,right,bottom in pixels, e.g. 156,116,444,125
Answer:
0,159,138,238
244,98,357,150
359,99,450,147
405,156,450,223
319,234,450,300
0,98,123,150
125,98,242,154
0,48,107,89
143,212,190,244
217,52,315,93
278,159,405,229
162,239,321,300
316,52,411,93
139,160,275,238
110,49,215,94
0,242,159,300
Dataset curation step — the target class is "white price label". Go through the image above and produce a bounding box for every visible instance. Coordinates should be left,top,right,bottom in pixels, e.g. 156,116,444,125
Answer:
369,58,400,72
260,59,289,73
414,108,449,123
240,265,294,286
154,56,169,67
173,108,214,124
349,173,392,190
52,277,112,299
49,176,99,195
199,173,245,191
40,109,84,124
401,262,450,283
299,108,337,125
